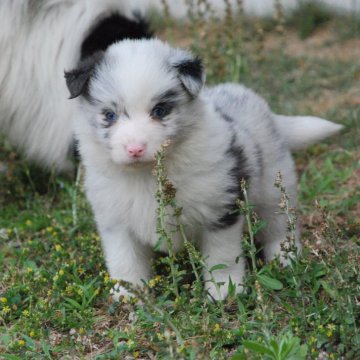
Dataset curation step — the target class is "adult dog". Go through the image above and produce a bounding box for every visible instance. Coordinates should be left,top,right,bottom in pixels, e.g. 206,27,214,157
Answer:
0,1,151,171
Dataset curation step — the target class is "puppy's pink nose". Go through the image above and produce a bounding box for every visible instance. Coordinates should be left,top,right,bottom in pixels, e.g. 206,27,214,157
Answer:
127,143,146,158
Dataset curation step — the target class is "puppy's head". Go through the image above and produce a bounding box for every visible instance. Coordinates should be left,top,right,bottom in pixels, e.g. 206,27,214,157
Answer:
65,39,205,167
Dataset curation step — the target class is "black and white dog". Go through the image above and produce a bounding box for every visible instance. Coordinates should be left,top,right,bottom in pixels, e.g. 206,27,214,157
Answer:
0,1,151,171
65,39,341,300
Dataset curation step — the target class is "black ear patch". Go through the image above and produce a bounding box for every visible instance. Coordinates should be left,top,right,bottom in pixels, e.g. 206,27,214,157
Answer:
174,57,203,81
173,56,205,97
64,51,104,99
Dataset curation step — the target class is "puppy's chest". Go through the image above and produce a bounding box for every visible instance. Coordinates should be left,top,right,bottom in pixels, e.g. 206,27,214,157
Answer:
120,171,223,247
119,177,158,241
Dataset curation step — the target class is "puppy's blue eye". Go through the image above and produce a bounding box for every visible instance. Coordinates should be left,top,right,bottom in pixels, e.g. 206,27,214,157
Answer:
104,111,117,123
151,104,171,119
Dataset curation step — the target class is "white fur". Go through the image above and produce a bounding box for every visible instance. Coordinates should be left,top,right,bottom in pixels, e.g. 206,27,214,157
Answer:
66,39,341,300
275,115,343,151
0,0,138,170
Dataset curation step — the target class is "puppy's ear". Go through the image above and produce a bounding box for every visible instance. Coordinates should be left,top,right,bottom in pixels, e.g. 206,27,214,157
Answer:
64,52,104,99
172,52,205,97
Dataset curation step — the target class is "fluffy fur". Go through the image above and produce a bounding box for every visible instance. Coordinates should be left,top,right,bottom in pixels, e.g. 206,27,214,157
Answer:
0,1,151,170
65,39,341,300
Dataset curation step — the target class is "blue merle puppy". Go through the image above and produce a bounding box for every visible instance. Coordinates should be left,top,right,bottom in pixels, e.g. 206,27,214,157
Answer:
65,39,342,300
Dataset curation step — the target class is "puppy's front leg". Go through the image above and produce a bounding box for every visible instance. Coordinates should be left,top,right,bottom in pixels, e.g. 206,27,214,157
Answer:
100,226,152,300
200,219,245,301
256,211,301,266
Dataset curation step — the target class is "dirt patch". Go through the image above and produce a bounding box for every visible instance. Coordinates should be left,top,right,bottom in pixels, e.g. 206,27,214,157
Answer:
345,164,360,189
264,23,360,62
300,85,360,114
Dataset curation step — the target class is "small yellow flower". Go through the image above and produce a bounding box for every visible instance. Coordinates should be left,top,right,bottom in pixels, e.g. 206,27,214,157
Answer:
213,323,221,333
226,331,233,340
77,289,83,296
22,309,30,317
327,330,333,337
121,295,130,304
148,275,161,288
55,244,62,251
133,351,139,358
17,339,25,347
25,220,32,226
58,269,65,276
29,331,35,338
177,345,186,354
27,267,33,273
127,339,134,348
46,226,53,233
329,353,335,359
0,297,7,303
79,328,85,335
2,306,10,314
157,333,164,341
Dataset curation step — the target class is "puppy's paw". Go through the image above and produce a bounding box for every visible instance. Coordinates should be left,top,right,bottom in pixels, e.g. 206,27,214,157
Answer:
205,281,228,301
110,283,133,302
278,246,301,267
265,238,302,267
278,254,294,267
205,279,244,301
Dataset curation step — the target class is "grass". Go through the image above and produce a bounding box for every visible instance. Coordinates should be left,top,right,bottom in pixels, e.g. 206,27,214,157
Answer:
1,3,359,359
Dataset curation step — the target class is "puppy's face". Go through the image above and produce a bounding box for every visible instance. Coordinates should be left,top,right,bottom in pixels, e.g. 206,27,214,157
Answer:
65,39,205,167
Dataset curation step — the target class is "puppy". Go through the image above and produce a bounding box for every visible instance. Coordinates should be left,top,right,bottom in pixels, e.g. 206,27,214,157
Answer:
0,1,151,171
65,39,342,300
